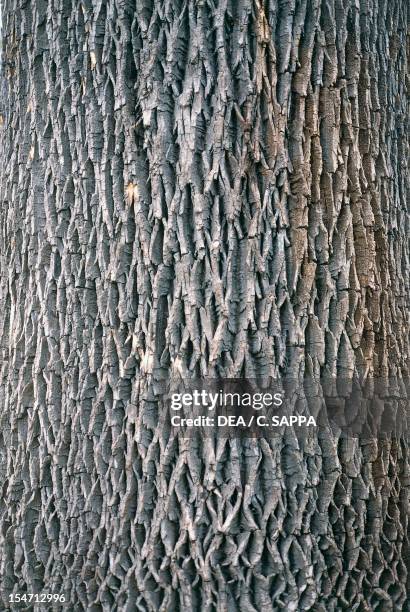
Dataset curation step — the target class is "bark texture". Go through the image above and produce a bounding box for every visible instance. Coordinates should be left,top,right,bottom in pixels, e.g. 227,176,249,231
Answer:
0,0,409,610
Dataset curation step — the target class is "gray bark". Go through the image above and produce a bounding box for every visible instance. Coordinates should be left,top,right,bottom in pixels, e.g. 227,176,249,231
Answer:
0,0,409,610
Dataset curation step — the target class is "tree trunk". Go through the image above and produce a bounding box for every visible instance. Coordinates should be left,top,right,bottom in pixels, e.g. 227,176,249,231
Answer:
0,0,408,610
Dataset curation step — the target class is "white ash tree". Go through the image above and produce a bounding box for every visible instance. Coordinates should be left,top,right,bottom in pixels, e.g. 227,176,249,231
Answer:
0,0,408,610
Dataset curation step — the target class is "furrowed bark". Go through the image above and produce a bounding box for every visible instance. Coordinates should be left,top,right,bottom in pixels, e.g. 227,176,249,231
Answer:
0,1,408,610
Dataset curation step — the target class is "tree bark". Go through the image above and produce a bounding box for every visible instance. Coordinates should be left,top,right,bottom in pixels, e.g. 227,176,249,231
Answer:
0,0,408,610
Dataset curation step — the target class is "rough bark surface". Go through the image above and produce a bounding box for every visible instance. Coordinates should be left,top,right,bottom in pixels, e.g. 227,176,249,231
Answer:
0,0,409,610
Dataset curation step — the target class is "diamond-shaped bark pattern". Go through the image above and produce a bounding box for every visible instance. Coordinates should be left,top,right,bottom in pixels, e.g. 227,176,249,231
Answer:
0,0,408,610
